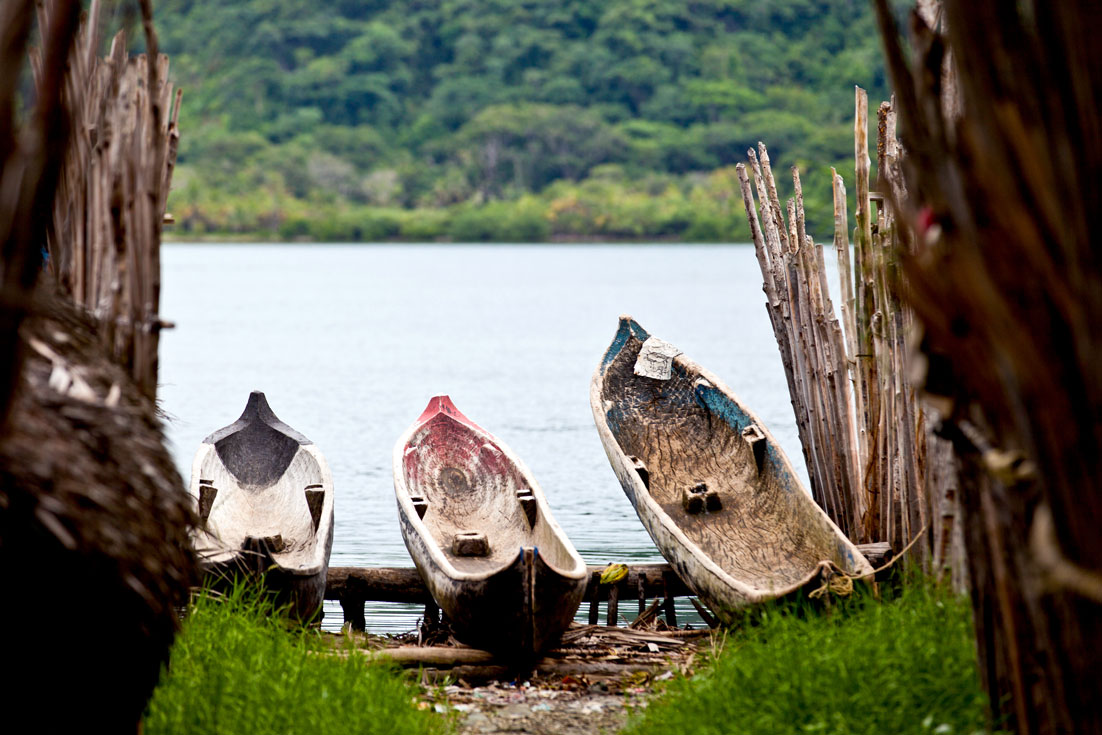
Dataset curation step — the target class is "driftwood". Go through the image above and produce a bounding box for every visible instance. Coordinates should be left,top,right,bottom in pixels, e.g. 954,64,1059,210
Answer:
379,647,496,666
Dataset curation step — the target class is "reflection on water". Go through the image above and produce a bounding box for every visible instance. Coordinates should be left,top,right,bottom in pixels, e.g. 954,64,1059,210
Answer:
161,243,814,633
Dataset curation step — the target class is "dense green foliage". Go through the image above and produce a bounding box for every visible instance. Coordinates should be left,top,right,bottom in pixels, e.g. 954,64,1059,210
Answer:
157,0,894,240
143,589,444,735
625,585,1000,735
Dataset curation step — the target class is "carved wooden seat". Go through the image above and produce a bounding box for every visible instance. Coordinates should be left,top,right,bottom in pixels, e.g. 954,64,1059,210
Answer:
452,531,490,557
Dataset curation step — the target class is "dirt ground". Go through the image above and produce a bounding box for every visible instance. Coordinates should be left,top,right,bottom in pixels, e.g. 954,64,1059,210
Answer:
427,677,655,735
329,622,710,735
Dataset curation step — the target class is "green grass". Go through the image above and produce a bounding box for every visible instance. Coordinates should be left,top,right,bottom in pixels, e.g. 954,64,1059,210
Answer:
625,584,1000,735
143,587,447,735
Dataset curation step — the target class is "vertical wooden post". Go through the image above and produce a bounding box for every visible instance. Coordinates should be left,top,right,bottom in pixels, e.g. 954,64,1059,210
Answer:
662,577,677,628
340,594,366,632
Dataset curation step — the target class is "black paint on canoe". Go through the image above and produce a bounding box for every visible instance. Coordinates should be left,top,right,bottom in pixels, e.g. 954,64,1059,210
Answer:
206,391,309,488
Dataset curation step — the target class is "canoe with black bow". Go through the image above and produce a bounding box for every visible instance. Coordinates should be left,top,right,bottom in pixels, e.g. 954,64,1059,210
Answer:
189,391,334,621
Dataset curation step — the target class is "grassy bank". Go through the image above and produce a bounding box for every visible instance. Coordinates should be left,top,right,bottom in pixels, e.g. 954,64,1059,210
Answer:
142,589,445,735
626,584,1001,735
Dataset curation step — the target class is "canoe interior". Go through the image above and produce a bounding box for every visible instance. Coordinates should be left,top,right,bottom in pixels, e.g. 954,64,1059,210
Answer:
599,325,860,593
190,391,334,583
399,399,577,577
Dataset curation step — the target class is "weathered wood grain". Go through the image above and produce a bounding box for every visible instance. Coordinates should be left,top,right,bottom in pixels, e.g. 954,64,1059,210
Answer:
591,317,873,625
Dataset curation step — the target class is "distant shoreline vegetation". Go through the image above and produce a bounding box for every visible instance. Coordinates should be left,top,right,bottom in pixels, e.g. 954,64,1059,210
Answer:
166,163,846,244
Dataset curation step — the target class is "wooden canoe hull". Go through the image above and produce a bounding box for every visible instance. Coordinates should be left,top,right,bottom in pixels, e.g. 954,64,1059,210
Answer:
399,515,583,656
393,396,587,661
189,392,334,622
591,317,873,624
199,541,332,621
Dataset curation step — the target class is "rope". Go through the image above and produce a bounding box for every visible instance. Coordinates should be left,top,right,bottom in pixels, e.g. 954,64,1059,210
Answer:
808,524,929,600
808,569,854,599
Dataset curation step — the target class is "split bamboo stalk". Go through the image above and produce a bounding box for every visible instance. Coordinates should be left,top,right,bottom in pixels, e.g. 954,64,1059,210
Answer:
852,88,884,544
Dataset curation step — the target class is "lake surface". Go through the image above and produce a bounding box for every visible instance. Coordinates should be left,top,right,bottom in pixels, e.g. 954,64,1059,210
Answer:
160,243,815,632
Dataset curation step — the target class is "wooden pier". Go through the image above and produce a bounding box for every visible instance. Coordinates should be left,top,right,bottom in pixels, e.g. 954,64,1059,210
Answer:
327,564,691,632
326,543,893,632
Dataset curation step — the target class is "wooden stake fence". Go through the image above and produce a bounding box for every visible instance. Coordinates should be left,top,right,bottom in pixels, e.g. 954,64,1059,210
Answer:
37,0,179,400
736,88,941,563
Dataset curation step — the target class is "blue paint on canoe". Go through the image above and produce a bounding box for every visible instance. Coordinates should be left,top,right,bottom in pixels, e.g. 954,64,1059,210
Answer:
692,382,784,473
601,316,650,369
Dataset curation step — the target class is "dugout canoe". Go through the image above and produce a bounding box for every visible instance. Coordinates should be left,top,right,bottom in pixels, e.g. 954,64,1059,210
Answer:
590,316,873,623
393,396,588,661
188,391,334,621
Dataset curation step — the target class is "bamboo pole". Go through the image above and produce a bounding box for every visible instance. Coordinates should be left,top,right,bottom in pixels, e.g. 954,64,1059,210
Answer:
736,86,936,556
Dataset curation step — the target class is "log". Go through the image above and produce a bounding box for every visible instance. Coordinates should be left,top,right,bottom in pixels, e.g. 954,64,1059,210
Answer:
327,566,433,604
855,542,894,569
376,647,495,666
326,564,693,605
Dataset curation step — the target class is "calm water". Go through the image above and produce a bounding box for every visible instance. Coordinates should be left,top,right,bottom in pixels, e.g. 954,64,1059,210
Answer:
160,243,813,632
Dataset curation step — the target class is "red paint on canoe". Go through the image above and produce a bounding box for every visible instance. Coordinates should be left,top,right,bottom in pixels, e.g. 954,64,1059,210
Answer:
403,396,523,495
414,394,474,427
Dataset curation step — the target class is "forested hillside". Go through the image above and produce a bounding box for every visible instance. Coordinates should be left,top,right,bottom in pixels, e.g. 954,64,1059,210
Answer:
157,0,892,241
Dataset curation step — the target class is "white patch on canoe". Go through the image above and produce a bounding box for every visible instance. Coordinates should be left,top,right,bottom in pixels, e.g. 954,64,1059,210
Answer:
190,444,332,572
633,336,682,380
